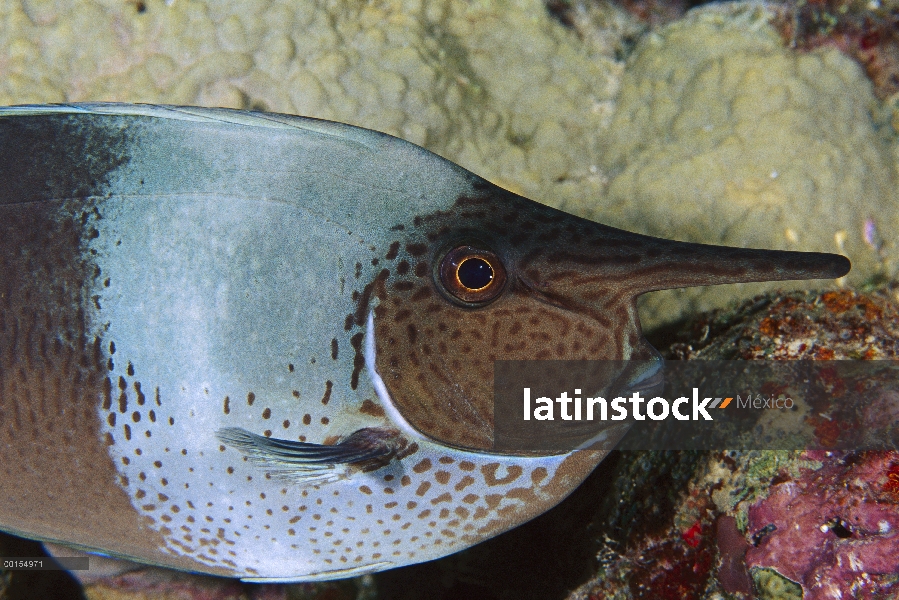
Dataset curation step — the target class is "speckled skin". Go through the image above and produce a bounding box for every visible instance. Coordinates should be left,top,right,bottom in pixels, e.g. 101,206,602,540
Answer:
0,104,849,582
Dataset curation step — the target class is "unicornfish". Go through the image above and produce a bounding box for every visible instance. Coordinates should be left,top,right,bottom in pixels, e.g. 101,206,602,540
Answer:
0,104,849,581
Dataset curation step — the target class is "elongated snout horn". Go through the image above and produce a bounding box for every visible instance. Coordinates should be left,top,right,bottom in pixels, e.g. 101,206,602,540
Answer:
623,237,850,294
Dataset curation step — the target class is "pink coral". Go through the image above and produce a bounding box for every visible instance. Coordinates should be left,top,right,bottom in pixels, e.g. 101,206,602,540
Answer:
746,451,899,599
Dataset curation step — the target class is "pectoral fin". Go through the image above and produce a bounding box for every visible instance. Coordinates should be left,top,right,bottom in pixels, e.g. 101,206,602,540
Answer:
215,427,406,485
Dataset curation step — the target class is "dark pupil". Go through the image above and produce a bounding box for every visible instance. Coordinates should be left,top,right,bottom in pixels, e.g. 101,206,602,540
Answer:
457,258,493,290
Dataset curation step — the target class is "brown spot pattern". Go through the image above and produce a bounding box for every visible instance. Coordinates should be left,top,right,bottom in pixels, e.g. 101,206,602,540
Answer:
454,476,475,491
412,459,432,473
359,399,385,417
319,380,333,405
481,463,523,486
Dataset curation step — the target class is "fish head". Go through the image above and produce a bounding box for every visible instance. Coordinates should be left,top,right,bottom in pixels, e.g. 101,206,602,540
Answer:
367,182,850,452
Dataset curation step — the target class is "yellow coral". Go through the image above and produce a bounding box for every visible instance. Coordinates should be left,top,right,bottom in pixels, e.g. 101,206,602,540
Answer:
601,3,898,325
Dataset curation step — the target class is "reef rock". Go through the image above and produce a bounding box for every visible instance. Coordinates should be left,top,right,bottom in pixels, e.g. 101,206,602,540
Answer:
567,287,899,599
746,450,899,600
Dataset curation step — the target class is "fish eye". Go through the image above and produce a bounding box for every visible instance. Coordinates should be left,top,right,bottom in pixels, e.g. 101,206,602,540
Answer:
458,257,493,290
438,245,507,305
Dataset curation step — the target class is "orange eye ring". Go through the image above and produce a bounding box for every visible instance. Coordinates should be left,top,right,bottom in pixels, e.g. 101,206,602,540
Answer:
438,245,507,305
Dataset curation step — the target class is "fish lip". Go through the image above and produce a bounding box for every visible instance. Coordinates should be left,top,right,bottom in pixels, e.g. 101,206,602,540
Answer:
570,361,665,452
624,368,665,396
620,359,665,397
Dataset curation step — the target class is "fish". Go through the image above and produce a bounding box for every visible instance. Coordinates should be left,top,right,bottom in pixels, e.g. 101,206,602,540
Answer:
0,103,849,582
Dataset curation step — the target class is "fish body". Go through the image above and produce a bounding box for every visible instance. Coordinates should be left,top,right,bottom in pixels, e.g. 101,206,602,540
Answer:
0,104,849,581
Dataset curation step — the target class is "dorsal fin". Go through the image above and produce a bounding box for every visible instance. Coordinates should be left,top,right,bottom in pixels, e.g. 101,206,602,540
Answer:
0,103,378,149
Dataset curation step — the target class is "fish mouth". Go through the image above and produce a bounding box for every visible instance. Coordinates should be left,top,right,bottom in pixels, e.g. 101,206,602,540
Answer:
569,359,665,453
625,367,665,395
617,356,665,398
